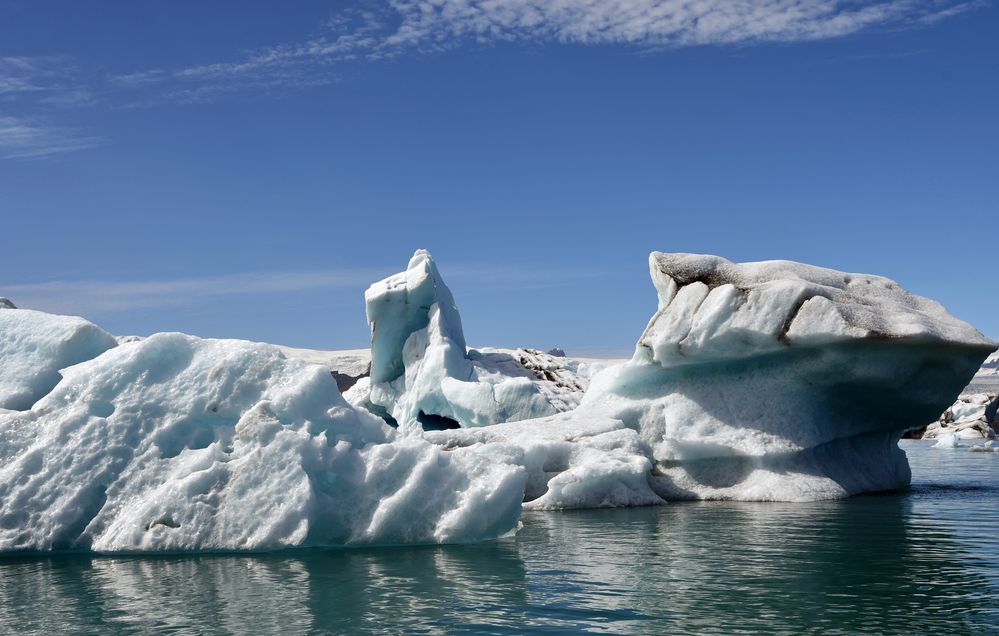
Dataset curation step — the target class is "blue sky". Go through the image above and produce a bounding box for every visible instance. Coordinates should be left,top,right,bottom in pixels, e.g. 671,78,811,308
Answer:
1,1,996,354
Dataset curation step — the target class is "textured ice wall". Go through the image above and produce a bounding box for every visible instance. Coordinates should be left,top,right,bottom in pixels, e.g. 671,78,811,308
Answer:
578,252,997,501
639,252,991,363
362,250,575,431
0,330,526,552
0,308,118,411
426,412,663,510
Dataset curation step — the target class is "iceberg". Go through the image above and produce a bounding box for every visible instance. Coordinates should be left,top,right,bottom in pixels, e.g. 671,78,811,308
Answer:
1,249,994,552
963,350,999,394
922,392,998,440
358,250,586,431
575,252,996,500
932,432,961,449
0,324,525,552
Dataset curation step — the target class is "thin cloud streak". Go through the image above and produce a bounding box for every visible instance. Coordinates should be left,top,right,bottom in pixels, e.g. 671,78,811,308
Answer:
0,55,93,104
1,264,598,317
0,57,103,159
1,269,391,316
0,115,103,159
918,0,989,22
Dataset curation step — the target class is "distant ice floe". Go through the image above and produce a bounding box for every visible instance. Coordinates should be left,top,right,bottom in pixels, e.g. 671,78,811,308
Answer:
922,392,998,441
932,432,961,449
0,249,994,552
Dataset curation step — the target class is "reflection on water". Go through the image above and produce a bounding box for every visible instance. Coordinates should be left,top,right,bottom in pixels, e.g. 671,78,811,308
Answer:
0,441,996,634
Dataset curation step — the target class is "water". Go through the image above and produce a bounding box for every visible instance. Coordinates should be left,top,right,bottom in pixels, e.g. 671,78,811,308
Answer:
1,440,996,634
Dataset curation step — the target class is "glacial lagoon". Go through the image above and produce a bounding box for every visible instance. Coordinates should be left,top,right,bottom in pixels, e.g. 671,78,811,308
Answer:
1,440,996,635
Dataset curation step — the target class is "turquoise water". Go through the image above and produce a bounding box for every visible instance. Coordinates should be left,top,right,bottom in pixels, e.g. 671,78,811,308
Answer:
1,440,996,634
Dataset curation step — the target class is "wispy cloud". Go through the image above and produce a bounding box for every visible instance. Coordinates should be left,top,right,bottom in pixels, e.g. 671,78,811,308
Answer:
0,1,986,153
108,8,390,106
382,0,963,47
390,0,991,50
0,269,391,316
0,262,595,317
0,56,102,159
0,115,102,159
0,56,49,95
108,0,989,104
0,55,93,103
918,0,989,23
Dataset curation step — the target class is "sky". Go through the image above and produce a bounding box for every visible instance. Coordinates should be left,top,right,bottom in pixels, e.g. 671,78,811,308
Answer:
1,0,996,355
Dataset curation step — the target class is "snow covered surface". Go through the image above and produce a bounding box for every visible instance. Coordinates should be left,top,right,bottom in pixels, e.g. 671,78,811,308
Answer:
0,327,526,552
0,308,118,411
359,250,599,431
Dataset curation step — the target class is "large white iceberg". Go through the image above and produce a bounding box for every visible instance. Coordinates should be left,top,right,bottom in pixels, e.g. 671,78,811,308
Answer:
576,252,996,500
0,323,526,552
359,250,585,431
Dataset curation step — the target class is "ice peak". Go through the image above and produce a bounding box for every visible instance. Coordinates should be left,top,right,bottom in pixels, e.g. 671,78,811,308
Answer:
365,250,467,386
360,251,570,431
407,248,433,270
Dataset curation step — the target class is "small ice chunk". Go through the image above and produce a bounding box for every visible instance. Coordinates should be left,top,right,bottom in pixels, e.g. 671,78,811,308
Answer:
933,433,961,448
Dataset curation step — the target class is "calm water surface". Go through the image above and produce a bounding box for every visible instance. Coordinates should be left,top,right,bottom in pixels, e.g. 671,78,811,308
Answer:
1,440,996,634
